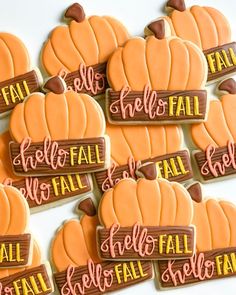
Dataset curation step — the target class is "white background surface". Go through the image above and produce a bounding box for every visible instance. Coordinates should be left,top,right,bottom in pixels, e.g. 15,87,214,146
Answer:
1,0,236,294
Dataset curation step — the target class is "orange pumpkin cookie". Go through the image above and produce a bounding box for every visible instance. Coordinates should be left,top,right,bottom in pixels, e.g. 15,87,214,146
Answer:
0,131,92,212
95,123,193,191
0,33,41,116
157,183,236,288
41,3,129,98
191,78,236,182
97,168,195,261
106,20,208,124
0,239,53,295
52,198,153,295
8,76,110,177
146,0,236,82
0,184,32,268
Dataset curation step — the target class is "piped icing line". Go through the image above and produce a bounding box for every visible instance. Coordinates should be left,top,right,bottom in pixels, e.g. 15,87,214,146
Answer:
97,223,195,260
58,63,107,96
54,259,153,295
106,85,207,124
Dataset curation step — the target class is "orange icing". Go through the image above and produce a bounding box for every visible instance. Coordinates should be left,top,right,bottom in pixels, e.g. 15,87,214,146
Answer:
9,91,105,143
99,178,193,228
0,33,30,82
192,198,236,252
191,94,236,150
107,36,207,91
162,5,231,51
0,184,29,235
42,15,129,75
51,215,100,272
106,124,182,165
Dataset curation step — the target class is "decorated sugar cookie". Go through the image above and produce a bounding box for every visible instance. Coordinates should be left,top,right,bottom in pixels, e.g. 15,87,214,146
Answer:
191,78,236,182
41,3,129,98
0,33,41,116
52,198,153,295
157,183,236,288
97,164,195,261
94,123,193,191
0,131,92,212
0,240,53,295
146,0,236,82
106,20,208,124
0,184,32,268
9,77,110,177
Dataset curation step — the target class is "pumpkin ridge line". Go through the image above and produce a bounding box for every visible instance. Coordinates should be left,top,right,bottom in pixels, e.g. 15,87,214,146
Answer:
185,9,203,49
136,181,144,225
183,42,191,90
80,218,93,261
202,116,220,147
219,203,233,248
166,38,172,90
102,17,118,49
68,24,86,64
144,39,152,90
0,37,15,78
205,201,213,251
172,185,179,225
203,7,220,47
120,126,135,161
88,17,103,64
221,99,235,143
145,126,152,158
50,31,75,72
121,43,132,88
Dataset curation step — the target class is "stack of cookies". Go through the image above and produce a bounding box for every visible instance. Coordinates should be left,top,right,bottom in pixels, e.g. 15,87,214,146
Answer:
0,1,236,294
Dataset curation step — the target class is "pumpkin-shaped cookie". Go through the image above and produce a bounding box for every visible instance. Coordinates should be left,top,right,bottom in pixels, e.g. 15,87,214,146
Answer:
106,21,208,124
191,78,236,182
146,0,236,82
42,3,129,98
52,198,153,295
0,33,41,116
94,123,193,191
157,186,236,288
98,177,195,260
9,76,109,177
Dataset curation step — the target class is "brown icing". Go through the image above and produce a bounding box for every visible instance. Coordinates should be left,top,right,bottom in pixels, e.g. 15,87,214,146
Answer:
65,3,86,23
43,76,65,94
219,78,236,94
187,183,202,203
148,20,165,39
78,198,97,217
136,162,157,180
166,0,186,11
0,70,40,115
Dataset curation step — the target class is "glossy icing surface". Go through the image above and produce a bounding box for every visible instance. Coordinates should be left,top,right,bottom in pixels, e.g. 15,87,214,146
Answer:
107,36,207,91
99,178,193,228
10,91,105,143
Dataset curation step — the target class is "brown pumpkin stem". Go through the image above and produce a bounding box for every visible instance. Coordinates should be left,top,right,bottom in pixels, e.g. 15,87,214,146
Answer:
44,76,66,94
218,78,236,94
77,197,97,216
166,0,186,11
65,3,85,23
148,20,165,40
136,162,157,180
186,183,202,203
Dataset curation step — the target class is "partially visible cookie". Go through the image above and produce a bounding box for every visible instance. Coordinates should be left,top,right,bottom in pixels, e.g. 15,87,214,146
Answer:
94,123,193,191
145,0,236,83
106,21,208,124
191,78,236,182
41,3,130,99
157,186,236,288
0,33,41,116
9,76,110,177
52,197,153,295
